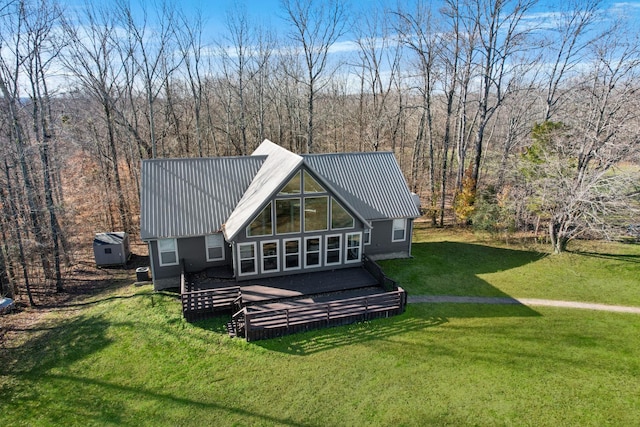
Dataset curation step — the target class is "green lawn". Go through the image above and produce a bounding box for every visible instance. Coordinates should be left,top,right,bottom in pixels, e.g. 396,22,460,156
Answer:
380,224,640,306
2,228,640,426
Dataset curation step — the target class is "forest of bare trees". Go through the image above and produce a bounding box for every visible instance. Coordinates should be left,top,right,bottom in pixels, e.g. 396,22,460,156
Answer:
1,0,639,304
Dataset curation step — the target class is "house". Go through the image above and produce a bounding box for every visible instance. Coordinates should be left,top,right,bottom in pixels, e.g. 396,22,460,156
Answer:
140,139,420,291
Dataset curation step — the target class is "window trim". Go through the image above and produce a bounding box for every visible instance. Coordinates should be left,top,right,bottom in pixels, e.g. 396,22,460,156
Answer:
345,232,363,264
260,240,280,274
283,237,302,271
303,169,325,194
330,198,354,230
363,229,371,246
324,234,342,266
157,238,179,267
303,195,329,233
237,242,258,276
392,218,407,242
278,171,301,195
246,202,273,238
304,236,322,269
275,198,301,235
205,234,226,262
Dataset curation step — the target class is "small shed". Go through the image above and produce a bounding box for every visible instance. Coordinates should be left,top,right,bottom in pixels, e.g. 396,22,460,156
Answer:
93,232,130,266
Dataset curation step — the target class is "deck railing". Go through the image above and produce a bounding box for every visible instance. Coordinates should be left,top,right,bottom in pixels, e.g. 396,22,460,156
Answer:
180,270,241,321
238,287,406,341
363,254,398,292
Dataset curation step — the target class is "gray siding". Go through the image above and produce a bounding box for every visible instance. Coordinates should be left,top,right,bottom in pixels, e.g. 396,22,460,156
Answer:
364,219,413,259
149,236,232,290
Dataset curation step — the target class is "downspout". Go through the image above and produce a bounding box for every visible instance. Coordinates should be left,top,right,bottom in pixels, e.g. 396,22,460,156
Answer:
230,242,238,281
408,219,414,258
147,241,157,289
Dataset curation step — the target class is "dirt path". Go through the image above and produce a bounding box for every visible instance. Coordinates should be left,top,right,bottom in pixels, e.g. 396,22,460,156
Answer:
408,295,640,314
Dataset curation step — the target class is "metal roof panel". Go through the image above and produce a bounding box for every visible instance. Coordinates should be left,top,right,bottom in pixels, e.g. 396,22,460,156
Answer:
303,152,420,220
140,156,265,240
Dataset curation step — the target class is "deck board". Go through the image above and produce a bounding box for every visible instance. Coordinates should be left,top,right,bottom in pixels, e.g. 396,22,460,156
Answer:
190,267,379,304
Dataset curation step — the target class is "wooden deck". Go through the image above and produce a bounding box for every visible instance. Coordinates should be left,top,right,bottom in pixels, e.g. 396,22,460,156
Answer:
188,267,379,302
181,259,407,340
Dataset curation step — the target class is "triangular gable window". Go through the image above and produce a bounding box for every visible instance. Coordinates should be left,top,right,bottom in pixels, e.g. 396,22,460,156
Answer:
331,199,354,229
247,202,273,237
303,170,325,193
278,171,301,195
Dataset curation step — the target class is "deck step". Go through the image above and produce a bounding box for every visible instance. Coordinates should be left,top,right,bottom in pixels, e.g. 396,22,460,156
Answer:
226,321,237,338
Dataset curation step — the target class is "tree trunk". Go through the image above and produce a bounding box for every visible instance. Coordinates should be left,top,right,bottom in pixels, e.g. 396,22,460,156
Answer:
549,221,568,254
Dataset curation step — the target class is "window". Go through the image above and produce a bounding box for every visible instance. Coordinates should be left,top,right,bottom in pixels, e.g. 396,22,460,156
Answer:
261,241,279,273
283,238,301,271
363,229,371,245
392,219,407,242
304,236,321,268
345,232,362,263
158,238,178,266
247,203,272,237
206,234,225,261
104,248,112,254
304,196,328,232
276,199,301,234
331,198,354,229
279,172,301,195
325,235,341,266
238,243,257,276
303,170,325,193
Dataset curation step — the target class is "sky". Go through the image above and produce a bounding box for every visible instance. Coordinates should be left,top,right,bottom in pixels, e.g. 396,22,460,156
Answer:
58,0,640,49
172,0,640,39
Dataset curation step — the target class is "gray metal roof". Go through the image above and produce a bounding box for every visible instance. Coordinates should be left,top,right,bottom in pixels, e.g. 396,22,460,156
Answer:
140,143,419,241
140,156,265,240
94,232,126,245
303,152,421,220
224,140,304,241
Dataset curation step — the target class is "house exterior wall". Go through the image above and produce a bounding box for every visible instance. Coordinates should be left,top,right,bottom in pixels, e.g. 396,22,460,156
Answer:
231,168,368,281
233,223,366,281
149,236,232,290
364,219,414,260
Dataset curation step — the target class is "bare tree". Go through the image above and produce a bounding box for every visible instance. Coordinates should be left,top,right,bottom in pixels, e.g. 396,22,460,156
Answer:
396,1,438,224
542,0,602,121
281,0,348,153
467,0,538,192
62,2,131,232
118,0,180,158
521,31,640,253
176,8,207,156
21,0,66,291
354,4,402,152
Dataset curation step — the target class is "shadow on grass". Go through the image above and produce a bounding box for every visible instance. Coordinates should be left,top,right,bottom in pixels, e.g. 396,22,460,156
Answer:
569,250,640,263
0,314,115,376
36,373,312,427
380,241,547,297
257,303,539,355
56,290,179,309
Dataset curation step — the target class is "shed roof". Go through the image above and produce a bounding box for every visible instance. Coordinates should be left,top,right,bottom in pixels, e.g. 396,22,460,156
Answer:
302,152,420,220
140,156,265,240
94,232,127,245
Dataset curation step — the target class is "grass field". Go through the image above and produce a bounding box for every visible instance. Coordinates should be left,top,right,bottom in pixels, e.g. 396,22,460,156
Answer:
1,227,639,426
